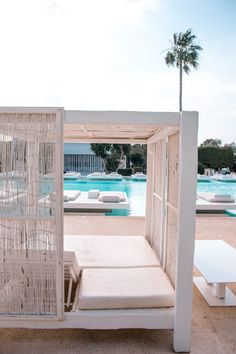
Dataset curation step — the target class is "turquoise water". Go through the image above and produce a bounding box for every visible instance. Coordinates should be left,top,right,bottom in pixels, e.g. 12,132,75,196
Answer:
197,180,236,197
64,179,236,216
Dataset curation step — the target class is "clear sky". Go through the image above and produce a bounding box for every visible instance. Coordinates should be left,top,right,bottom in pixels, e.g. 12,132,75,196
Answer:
0,0,235,144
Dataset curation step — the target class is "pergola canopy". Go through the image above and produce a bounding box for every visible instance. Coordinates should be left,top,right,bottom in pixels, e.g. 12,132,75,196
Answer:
64,110,180,143
0,107,198,353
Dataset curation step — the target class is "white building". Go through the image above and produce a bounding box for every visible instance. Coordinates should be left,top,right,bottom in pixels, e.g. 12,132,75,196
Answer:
64,143,104,174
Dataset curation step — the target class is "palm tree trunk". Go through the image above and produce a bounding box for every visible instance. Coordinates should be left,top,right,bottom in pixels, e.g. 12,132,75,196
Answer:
179,56,183,112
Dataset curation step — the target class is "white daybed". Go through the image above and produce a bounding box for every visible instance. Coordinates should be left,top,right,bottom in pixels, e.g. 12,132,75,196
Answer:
64,191,129,211
196,192,236,212
212,174,236,182
198,192,235,202
40,190,130,211
0,108,198,353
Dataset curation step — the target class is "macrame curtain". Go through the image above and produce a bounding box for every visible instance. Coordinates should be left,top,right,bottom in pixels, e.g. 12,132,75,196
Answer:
0,112,62,318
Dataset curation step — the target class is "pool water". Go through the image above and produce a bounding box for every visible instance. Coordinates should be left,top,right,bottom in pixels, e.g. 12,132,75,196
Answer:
64,179,236,216
197,180,236,196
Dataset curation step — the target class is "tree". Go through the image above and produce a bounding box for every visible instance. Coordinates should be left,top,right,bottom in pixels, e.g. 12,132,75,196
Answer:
130,144,147,170
198,146,234,171
90,143,131,172
90,143,112,160
200,139,222,148
164,29,202,111
224,142,236,153
130,151,144,167
90,143,147,172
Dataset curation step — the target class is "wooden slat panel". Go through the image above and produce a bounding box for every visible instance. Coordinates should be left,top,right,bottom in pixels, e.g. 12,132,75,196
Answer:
167,132,179,207
165,207,177,287
152,196,162,258
154,141,163,195
165,131,180,286
64,124,164,141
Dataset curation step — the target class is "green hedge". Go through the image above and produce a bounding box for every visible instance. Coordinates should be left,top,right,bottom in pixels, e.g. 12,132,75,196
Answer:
198,162,205,174
117,168,132,176
198,146,234,171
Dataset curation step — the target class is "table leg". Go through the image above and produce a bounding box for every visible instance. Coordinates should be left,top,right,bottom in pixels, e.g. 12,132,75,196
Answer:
216,283,226,299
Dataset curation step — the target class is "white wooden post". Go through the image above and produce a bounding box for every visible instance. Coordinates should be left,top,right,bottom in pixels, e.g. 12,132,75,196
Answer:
145,144,154,243
160,138,167,267
173,111,198,352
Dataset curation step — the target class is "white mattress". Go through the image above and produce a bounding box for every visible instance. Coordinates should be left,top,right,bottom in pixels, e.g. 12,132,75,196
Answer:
198,192,234,202
78,267,175,310
64,235,160,269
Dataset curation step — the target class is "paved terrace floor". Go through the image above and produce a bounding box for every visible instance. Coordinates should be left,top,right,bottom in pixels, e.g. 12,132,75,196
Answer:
1,215,236,354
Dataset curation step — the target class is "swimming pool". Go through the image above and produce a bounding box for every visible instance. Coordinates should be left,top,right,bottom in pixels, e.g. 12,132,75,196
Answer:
197,180,236,196
64,179,236,216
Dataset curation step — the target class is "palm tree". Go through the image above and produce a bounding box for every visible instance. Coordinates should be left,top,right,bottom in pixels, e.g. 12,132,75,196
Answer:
165,29,202,111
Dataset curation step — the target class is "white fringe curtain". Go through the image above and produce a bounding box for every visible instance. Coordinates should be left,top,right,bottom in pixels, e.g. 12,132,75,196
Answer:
0,112,59,317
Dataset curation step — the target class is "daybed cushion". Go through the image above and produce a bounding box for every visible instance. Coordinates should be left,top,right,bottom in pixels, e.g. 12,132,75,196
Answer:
78,267,175,310
198,192,235,202
98,191,126,202
88,190,100,199
64,190,81,201
64,235,160,269
49,190,81,202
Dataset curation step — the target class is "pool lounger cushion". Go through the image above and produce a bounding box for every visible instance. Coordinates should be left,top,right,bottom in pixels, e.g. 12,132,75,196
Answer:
78,267,175,310
198,192,235,203
64,235,160,269
49,190,81,202
63,190,81,202
88,190,100,199
98,191,126,203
